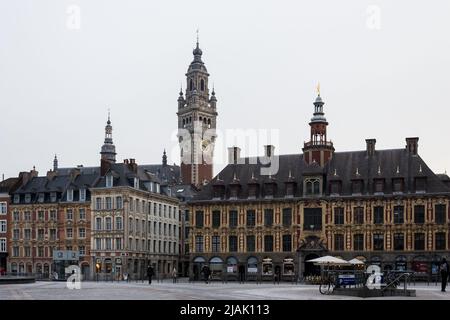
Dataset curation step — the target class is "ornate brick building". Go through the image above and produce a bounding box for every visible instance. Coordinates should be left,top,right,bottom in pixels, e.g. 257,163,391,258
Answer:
187,92,450,281
177,39,218,187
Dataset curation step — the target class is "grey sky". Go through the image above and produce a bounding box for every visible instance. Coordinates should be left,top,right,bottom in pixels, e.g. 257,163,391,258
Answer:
1,0,449,179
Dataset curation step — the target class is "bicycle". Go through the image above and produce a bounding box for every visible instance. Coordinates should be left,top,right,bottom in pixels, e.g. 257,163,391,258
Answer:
319,272,336,295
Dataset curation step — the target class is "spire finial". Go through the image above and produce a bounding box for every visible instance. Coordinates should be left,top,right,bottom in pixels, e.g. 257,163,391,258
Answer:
107,108,111,124
53,154,58,172
196,28,199,45
316,82,321,96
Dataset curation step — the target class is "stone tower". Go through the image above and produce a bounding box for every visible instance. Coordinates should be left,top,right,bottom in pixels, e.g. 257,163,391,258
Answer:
177,38,218,187
302,89,334,166
100,113,116,163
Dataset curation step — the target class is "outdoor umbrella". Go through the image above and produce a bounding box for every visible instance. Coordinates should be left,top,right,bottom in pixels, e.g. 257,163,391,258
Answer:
348,258,365,265
306,256,351,265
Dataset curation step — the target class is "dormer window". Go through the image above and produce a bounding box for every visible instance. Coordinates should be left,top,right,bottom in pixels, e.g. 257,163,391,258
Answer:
14,194,20,204
67,189,73,202
248,184,259,199
134,178,139,189
393,178,404,193
374,179,385,194
304,178,321,196
415,177,427,193
285,183,295,198
79,189,86,202
264,183,276,199
38,193,45,203
351,180,363,195
106,175,113,188
25,194,31,203
50,192,57,202
230,185,240,199
330,181,341,195
213,185,225,199
156,183,160,193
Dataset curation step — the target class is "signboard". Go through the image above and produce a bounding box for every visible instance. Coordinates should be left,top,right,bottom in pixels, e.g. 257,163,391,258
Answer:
247,267,258,273
53,250,65,261
53,250,79,261
227,266,235,273
338,274,356,286
115,258,122,265
395,261,407,271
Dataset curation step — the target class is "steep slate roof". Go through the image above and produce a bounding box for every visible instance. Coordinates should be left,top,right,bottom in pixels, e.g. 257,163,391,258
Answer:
139,164,180,186
0,177,20,193
193,148,450,201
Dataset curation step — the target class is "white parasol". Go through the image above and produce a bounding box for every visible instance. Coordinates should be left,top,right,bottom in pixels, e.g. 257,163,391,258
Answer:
306,255,351,265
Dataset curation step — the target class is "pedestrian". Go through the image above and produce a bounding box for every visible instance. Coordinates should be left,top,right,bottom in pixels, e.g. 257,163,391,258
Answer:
147,265,154,285
202,265,211,284
172,267,177,283
440,258,449,292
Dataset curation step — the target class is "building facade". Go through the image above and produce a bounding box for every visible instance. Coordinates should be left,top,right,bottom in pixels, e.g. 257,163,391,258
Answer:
187,93,450,281
8,165,96,279
90,159,180,280
0,177,21,273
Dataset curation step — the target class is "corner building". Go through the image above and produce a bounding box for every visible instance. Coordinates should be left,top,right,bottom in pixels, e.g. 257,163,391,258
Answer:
187,93,450,281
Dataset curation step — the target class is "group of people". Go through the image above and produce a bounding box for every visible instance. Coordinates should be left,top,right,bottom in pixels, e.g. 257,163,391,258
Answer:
146,265,178,284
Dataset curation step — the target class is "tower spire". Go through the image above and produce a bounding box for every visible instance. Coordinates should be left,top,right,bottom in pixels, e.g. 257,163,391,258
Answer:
162,149,167,166
302,88,334,166
100,112,116,163
53,154,58,172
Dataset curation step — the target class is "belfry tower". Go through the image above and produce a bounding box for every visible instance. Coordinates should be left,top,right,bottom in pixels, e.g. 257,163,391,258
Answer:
177,36,217,186
302,85,334,166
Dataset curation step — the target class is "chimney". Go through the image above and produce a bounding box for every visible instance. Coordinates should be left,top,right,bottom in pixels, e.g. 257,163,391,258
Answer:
228,146,241,164
47,170,57,180
264,145,275,158
129,158,138,173
123,159,129,164
366,139,376,157
406,137,419,155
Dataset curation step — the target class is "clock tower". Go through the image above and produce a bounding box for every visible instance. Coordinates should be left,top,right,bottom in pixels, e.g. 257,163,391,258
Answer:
177,38,217,187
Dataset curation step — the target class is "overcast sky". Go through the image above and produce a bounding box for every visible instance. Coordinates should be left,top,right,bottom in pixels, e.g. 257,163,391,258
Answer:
1,0,450,179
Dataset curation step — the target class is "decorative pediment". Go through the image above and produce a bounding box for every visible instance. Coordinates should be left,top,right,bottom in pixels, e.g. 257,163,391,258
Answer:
298,235,328,251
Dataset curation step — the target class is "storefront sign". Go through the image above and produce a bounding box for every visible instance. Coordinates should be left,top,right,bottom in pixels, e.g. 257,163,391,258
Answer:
338,274,356,285
115,258,122,265
247,267,258,273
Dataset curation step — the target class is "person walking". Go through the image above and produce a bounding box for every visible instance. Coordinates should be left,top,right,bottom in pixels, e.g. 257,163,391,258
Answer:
440,258,449,292
147,265,154,285
202,265,211,284
172,267,177,284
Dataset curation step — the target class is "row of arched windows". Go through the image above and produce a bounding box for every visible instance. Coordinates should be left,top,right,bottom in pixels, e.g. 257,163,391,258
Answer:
189,78,206,91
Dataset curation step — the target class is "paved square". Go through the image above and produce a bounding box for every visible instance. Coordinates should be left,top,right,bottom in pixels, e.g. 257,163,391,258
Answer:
0,280,449,300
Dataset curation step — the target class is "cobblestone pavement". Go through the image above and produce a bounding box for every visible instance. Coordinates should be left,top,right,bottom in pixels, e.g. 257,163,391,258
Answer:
1,280,449,300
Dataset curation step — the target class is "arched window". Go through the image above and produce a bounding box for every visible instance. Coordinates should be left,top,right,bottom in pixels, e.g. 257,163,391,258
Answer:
199,116,202,122
200,79,205,91
203,118,207,124
182,119,185,126
189,79,193,91
189,117,192,123
306,181,313,195
313,180,320,194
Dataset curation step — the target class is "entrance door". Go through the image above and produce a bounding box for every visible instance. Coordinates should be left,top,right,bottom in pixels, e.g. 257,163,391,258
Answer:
115,266,122,280
304,253,321,277
82,264,90,281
